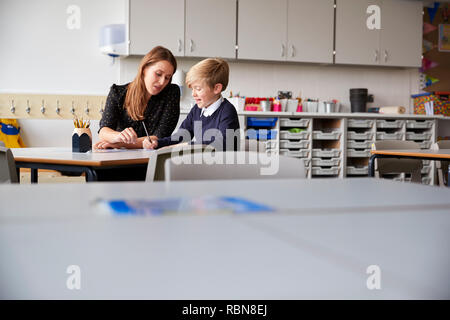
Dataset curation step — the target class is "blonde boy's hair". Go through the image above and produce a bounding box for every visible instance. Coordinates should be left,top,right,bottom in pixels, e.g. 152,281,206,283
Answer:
186,58,229,91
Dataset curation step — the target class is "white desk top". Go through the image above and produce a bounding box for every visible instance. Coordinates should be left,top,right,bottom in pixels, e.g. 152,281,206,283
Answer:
11,147,155,166
1,178,449,299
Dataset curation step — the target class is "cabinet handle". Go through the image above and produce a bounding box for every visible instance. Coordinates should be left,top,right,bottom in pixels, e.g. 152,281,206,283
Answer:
291,45,295,57
384,50,388,63
374,49,379,62
281,44,285,57
178,39,182,52
190,39,193,52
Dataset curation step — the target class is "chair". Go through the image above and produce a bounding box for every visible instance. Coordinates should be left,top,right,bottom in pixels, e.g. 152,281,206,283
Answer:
145,144,212,182
0,146,19,183
431,140,450,187
164,151,306,181
372,140,423,183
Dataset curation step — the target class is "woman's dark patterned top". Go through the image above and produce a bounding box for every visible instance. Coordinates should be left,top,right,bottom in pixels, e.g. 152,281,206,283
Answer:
99,83,180,139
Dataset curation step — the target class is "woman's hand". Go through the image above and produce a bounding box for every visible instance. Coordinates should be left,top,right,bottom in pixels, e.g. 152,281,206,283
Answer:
112,127,138,144
143,136,158,149
94,140,122,150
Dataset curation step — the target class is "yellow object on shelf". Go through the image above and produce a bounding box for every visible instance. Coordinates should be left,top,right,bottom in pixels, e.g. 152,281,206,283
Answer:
0,118,26,148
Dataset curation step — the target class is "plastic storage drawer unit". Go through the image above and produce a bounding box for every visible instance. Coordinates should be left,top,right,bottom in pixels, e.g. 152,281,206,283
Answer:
376,120,404,129
347,119,374,128
312,149,341,158
405,132,432,140
347,166,369,175
279,149,310,158
347,131,374,140
312,167,340,176
279,130,309,140
347,140,373,149
247,117,277,127
311,158,340,167
376,132,403,140
406,120,433,129
246,129,277,140
279,140,309,149
312,130,341,140
279,118,310,128
347,149,371,157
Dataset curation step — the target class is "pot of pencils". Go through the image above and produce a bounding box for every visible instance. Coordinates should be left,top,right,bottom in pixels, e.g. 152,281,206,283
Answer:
72,118,92,153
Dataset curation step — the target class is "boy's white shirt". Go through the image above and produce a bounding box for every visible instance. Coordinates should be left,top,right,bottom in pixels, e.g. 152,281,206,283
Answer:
200,95,223,117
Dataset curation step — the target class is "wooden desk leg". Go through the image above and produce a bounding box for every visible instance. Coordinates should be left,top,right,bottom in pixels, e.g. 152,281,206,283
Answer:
368,154,378,178
31,168,38,183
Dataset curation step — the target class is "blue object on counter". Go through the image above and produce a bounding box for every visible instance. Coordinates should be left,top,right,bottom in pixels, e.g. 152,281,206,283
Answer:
411,93,432,98
246,129,277,140
247,117,277,127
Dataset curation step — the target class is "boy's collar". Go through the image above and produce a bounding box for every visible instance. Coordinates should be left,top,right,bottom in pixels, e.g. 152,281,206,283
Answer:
200,96,223,117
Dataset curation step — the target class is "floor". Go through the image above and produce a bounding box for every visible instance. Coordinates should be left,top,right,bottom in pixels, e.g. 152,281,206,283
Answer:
19,169,86,184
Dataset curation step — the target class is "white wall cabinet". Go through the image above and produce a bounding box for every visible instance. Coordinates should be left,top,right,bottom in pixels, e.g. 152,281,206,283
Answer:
185,0,236,59
129,0,185,56
287,0,334,63
238,0,334,63
238,0,287,61
335,0,422,67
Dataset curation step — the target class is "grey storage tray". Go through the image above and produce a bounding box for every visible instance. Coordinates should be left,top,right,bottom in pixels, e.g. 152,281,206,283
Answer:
376,132,403,140
311,148,341,158
279,149,310,158
347,149,371,157
419,140,432,149
279,118,310,128
421,165,431,174
312,130,341,140
406,120,433,129
279,130,309,140
347,119,374,128
347,131,374,140
376,120,404,128
311,166,340,176
311,158,341,167
279,139,310,149
347,140,373,149
405,132,432,140
347,166,369,175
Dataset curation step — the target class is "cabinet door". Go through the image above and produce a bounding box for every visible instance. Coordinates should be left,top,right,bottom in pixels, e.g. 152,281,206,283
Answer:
287,0,334,63
185,0,236,59
335,0,381,65
238,0,287,61
380,0,422,67
129,0,185,56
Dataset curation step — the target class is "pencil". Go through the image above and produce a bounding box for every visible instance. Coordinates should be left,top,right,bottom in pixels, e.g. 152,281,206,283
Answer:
141,121,152,144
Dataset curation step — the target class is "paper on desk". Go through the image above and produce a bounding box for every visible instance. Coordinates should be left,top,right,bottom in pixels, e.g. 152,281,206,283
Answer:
95,195,274,216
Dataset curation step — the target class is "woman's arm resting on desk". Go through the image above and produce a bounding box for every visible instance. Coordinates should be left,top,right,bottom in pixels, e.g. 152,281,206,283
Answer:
96,128,157,149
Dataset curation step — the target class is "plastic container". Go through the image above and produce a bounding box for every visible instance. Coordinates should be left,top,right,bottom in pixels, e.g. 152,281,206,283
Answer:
312,130,341,140
279,130,309,140
347,119,374,128
376,132,403,140
247,117,277,128
347,131,374,140
422,177,432,185
347,149,371,157
312,166,340,176
279,139,310,149
347,140,373,149
279,149,310,158
406,120,434,129
246,129,277,140
347,166,369,175
312,148,341,158
279,118,310,128
421,165,431,174
419,140,432,149
376,119,404,129
405,132,432,140
311,158,341,167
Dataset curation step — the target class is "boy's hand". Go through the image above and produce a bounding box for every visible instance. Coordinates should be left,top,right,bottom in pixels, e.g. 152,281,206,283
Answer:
143,136,158,149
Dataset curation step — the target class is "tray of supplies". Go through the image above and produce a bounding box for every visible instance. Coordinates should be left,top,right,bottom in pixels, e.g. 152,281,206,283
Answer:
376,132,403,140
279,130,309,140
311,158,341,167
347,131,374,140
406,120,434,129
376,119,404,129
279,118,310,128
311,166,340,176
347,119,374,128
405,132,432,140
279,139,309,149
279,149,310,158
346,166,369,175
311,148,341,158
347,149,371,157
312,130,341,140
347,140,373,149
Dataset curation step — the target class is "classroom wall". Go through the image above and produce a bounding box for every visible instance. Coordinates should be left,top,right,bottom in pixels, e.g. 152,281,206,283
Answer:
0,0,125,147
0,0,431,147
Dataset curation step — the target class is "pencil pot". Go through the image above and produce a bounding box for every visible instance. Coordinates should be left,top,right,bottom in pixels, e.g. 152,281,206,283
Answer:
72,128,92,153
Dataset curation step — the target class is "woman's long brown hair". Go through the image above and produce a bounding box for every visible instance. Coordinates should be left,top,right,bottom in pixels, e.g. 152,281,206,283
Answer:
124,46,177,121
